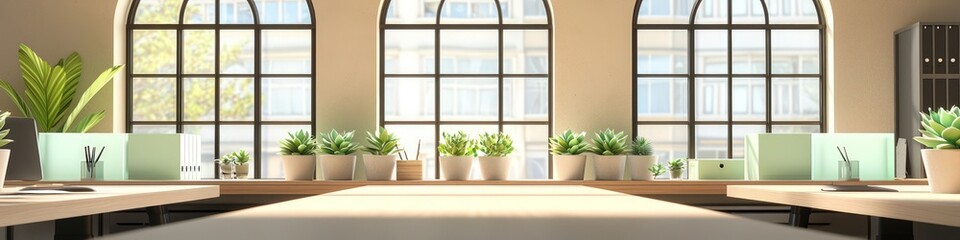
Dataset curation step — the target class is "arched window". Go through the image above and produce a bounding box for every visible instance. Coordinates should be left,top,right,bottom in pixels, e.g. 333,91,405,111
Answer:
381,0,552,179
126,0,316,179
633,0,824,163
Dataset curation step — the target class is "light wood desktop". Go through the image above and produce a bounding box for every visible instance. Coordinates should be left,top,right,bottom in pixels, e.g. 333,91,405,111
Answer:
105,185,853,240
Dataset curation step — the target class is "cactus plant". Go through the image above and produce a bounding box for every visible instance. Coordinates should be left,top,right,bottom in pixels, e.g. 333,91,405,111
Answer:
478,132,514,157
588,129,627,155
549,130,589,155
631,136,653,156
438,131,476,157
279,130,318,155
0,111,11,148
363,127,401,156
318,129,360,155
915,106,960,149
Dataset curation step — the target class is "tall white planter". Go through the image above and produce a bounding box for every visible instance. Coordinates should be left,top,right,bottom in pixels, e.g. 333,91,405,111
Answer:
552,155,586,180
479,156,511,180
282,155,316,180
0,149,9,188
440,156,474,180
594,155,626,180
921,149,960,193
363,155,397,181
628,155,658,180
319,155,356,180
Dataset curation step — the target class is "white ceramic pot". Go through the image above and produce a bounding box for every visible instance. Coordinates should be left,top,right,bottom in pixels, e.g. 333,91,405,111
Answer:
552,155,586,180
593,155,626,180
669,169,684,180
0,149,9,188
479,156,512,180
363,154,397,181
319,155,356,180
282,155,316,180
628,155,658,180
235,164,249,179
219,163,235,179
440,156,475,180
921,149,960,193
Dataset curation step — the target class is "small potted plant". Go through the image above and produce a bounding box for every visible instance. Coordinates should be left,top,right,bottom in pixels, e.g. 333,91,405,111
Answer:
438,131,476,180
218,155,235,179
477,132,514,180
668,158,685,180
628,136,657,180
362,127,400,181
549,129,590,180
279,130,318,180
649,163,666,179
589,129,627,180
0,111,13,187
318,129,360,180
914,106,960,193
231,149,251,179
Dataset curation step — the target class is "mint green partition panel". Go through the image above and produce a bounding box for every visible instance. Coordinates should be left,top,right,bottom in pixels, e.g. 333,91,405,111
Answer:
745,134,812,180
38,133,128,180
689,159,744,180
810,133,895,180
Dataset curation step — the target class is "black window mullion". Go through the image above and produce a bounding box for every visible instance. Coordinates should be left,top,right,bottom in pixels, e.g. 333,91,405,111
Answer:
433,0,444,179
727,0,733,159
497,0,504,134
213,0,222,178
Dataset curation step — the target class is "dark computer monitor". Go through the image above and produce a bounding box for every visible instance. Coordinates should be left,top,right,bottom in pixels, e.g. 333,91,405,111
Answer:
0,117,42,180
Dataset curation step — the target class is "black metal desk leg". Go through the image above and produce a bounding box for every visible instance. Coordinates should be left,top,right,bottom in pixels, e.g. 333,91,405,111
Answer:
788,206,812,228
146,206,169,226
877,217,913,240
54,216,93,240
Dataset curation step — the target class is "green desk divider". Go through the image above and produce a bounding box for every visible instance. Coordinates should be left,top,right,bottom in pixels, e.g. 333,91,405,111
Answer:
38,133,202,180
745,134,812,180
810,133,894,180
689,159,745,180
127,134,202,180
38,133,129,181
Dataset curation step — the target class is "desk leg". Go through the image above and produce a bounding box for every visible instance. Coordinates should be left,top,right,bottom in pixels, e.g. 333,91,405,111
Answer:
877,217,913,240
146,206,169,226
788,206,812,228
54,216,93,240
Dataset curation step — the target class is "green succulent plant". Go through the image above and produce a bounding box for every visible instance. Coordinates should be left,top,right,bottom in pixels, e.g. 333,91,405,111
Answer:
649,163,666,177
438,131,477,157
478,132,514,157
229,149,251,165
549,130,589,155
279,130,317,155
915,106,960,149
363,127,401,156
0,111,11,148
588,129,627,155
668,158,685,171
631,136,653,156
318,129,360,155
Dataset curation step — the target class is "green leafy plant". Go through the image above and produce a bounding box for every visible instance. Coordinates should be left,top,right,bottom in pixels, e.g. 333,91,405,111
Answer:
438,131,476,157
0,44,124,133
631,136,653,156
649,163,666,177
318,129,359,155
229,149,251,165
0,111,12,147
588,129,627,155
668,158,685,171
915,106,960,149
363,127,401,156
279,130,317,155
220,154,235,165
549,130,590,155
478,132,514,157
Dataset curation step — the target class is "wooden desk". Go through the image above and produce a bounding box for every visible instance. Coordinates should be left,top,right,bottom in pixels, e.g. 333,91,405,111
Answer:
104,185,853,240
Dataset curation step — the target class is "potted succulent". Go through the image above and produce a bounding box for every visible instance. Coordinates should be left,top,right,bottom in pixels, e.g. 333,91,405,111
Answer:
549,130,590,180
589,129,627,180
231,149,251,179
362,127,400,181
477,132,514,180
628,137,657,180
438,131,476,180
218,155,235,179
318,129,360,180
649,163,666,179
279,130,318,180
0,111,12,187
668,158,685,180
914,106,960,193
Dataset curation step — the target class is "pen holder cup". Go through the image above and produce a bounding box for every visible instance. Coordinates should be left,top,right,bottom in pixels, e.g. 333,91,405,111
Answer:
838,160,859,181
80,161,105,181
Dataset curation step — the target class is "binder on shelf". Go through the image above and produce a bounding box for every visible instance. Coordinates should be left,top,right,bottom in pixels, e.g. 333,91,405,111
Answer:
922,25,933,74
935,25,947,74
949,25,959,74
127,134,202,180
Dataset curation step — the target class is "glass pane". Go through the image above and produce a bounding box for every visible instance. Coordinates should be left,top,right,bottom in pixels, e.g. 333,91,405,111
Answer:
255,0,312,24
220,78,255,121
384,78,435,121
384,30,435,74
637,125,688,176
695,30,728,74
732,125,764,158
220,30,255,74
695,125,728,158
732,0,765,24
772,124,820,133
183,78,215,121
131,125,177,133
132,78,176,121
183,125,215,178
262,78,311,121
732,30,765,74
439,125,498,180
637,30,688,74
440,78,498,121
385,0,440,24
219,125,255,174
183,30,216,74
772,30,820,74
694,0,727,24
440,30,499,74
261,125,311,179
439,0,499,24
262,30,312,74
183,0,215,24
772,78,820,121
503,78,548,121
637,78,688,121
502,0,547,24
637,0,696,24
732,78,765,121
220,0,254,24
134,0,183,24
132,30,176,74
385,124,436,179
768,0,819,24
696,78,728,121
503,124,548,179
504,30,548,74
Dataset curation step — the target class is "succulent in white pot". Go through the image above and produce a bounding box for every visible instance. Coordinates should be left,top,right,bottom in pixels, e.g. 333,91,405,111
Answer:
279,130,318,180
362,127,400,181
549,130,590,180
438,131,476,181
0,111,13,187
229,149,252,179
668,158,685,180
477,132,514,180
914,106,960,193
589,129,627,181
218,156,235,179
628,136,658,180
318,129,360,181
